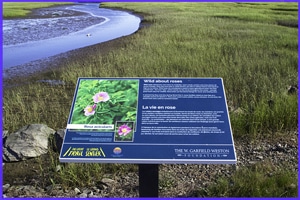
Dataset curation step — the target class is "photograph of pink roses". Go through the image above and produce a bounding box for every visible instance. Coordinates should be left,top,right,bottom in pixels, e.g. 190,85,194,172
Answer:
69,79,139,127
114,121,135,142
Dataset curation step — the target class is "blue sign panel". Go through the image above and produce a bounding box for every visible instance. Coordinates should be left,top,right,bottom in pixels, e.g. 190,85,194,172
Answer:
59,78,237,164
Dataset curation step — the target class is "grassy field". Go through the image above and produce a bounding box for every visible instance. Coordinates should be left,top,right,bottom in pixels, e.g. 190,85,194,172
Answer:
2,2,73,18
3,2,298,137
3,2,298,197
196,160,298,197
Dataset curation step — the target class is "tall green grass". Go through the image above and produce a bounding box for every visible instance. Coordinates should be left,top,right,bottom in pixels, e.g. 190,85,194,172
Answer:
3,3,298,197
196,160,298,197
59,2,297,138
3,83,73,131
4,3,297,137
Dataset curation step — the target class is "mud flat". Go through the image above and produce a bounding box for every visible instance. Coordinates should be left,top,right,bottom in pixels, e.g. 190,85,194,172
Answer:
3,4,142,86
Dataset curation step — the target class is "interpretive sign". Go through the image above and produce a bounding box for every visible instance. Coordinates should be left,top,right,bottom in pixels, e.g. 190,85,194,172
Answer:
59,78,236,164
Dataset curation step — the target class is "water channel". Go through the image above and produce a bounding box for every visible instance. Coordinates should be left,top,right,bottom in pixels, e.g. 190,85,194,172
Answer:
2,3,141,70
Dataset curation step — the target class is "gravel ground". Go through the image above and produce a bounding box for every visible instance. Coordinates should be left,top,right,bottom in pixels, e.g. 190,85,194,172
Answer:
3,132,298,197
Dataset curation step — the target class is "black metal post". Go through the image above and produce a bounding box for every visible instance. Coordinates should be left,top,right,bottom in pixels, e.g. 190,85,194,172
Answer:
138,164,159,197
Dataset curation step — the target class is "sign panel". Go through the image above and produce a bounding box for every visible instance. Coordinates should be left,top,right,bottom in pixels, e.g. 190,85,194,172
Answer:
59,78,237,164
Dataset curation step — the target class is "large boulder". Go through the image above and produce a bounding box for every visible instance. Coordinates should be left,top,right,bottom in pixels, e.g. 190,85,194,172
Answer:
3,124,55,162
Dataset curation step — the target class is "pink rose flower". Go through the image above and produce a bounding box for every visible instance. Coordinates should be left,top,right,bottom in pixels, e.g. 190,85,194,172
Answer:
84,104,96,116
118,124,132,136
93,92,110,103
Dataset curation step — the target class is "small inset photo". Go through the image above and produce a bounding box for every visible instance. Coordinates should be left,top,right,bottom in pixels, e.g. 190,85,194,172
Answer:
114,121,135,142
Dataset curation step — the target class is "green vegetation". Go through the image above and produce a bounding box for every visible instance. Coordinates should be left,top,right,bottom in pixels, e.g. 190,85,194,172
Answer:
37,138,138,189
3,2,298,197
3,2,73,18
196,161,298,197
70,79,138,125
4,3,297,137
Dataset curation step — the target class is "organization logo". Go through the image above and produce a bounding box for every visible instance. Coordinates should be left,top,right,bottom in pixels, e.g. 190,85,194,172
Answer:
113,147,122,155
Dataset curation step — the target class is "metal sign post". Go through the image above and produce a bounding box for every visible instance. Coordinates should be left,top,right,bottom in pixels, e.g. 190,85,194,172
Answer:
139,164,159,197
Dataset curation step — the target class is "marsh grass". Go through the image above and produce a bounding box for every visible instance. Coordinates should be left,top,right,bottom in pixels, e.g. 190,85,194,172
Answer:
3,83,74,132
2,2,72,18
3,2,298,197
58,2,298,137
195,160,298,197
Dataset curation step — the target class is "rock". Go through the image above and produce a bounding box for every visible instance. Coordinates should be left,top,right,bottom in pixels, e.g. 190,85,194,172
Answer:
53,129,65,152
79,193,88,198
56,165,62,172
52,11,63,17
3,130,8,139
287,85,298,95
101,178,115,185
3,183,10,193
87,191,94,197
288,183,297,189
37,80,65,86
3,124,55,162
256,155,264,160
233,107,244,115
3,130,8,145
45,185,53,193
275,144,286,152
74,188,81,194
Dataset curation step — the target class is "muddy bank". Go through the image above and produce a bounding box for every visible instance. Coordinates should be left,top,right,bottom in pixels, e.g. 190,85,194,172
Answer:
3,35,137,87
3,6,145,84
3,5,105,46
3,5,146,88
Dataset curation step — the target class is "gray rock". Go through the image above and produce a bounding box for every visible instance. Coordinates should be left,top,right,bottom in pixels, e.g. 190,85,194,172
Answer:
79,193,88,198
74,187,81,194
3,183,10,193
3,130,8,139
256,155,264,160
101,178,115,185
3,124,55,162
288,183,297,189
52,11,63,17
87,191,94,197
37,80,65,86
56,165,62,172
287,85,297,95
3,130,8,145
45,185,53,193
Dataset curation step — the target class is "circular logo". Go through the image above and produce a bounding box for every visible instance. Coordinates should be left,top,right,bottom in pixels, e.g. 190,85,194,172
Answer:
113,147,122,155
